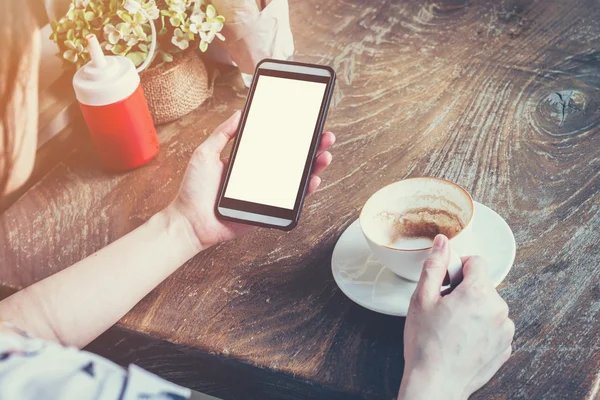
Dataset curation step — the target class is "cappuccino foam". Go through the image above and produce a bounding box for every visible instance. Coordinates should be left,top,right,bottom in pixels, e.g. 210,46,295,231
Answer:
381,207,464,250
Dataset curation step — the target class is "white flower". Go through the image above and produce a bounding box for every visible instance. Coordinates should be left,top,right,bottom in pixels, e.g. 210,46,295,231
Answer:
169,0,187,14
75,0,90,8
190,9,205,25
133,24,147,40
188,23,198,34
103,24,121,45
116,22,133,37
199,30,215,43
171,28,189,50
101,41,114,51
124,0,141,15
63,40,84,63
145,4,160,19
125,36,139,46
199,20,224,41
164,9,184,27
63,49,79,63
211,21,224,32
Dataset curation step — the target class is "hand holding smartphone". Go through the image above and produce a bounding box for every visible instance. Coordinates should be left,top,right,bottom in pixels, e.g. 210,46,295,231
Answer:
216,59,336,230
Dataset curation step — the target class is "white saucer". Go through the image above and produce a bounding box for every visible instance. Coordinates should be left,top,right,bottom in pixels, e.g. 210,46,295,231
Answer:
331,202,516,317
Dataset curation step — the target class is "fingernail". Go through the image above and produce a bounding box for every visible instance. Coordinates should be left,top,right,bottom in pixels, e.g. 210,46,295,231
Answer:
433,235,446,249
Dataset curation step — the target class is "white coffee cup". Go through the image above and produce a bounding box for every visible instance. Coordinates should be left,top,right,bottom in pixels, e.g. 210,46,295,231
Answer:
359,177,474,286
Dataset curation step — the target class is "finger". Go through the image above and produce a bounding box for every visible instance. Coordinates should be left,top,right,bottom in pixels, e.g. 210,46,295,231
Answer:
464,345,512,396
461,255,489,284
495,295,510,323
317,132,336,154
412,235,450,306
499,318,515,350
221,156,230,166
306,175,322,196
202,110,242,154
312,151,332,176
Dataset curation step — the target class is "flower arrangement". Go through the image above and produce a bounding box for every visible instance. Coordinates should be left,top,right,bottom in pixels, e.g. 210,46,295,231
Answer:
50,0,225,69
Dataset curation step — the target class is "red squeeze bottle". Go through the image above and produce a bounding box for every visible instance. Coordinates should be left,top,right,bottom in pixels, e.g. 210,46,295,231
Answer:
73,34,159,171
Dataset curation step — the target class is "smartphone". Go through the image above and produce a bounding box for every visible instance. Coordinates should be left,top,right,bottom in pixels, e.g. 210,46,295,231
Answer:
216,59,336,231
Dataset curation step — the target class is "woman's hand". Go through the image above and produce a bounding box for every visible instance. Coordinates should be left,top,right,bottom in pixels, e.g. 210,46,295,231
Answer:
399,235,514,400
171,110,336,251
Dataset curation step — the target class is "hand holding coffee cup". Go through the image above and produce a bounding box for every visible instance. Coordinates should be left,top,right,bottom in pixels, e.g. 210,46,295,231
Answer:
400,238,514,399
359,177,474,288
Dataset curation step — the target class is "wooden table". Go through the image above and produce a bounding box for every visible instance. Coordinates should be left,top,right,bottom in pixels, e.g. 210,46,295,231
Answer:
2,0,600,398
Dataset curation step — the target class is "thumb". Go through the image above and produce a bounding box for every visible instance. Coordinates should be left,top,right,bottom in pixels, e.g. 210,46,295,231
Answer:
413,234,450,306
203,110,242,154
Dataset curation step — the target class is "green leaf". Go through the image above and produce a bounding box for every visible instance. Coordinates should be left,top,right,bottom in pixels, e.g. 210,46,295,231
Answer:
138,43,148,52
126,51,147,66
161,51,173,62
199,39,208,52
160,10,170,17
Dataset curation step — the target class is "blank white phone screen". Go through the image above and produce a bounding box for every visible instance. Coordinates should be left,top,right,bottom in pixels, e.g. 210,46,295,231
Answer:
224,75,327,210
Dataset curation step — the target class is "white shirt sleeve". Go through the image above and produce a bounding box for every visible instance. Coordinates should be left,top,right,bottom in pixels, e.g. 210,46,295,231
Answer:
0,329,191,400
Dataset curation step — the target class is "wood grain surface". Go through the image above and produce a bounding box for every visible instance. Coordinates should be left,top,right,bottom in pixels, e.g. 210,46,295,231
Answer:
2,0,600,399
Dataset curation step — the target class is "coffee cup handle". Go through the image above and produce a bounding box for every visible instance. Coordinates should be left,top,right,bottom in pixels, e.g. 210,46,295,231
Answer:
446,249,464,287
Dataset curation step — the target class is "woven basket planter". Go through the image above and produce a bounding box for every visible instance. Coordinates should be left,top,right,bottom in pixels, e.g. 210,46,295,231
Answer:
140,50,211,125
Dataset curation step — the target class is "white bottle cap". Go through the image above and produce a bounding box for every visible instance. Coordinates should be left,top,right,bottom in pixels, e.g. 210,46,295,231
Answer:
73,34,140,106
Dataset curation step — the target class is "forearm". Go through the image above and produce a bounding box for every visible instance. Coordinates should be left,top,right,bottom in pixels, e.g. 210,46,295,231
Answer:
398,366,464,400
0,205,202,348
